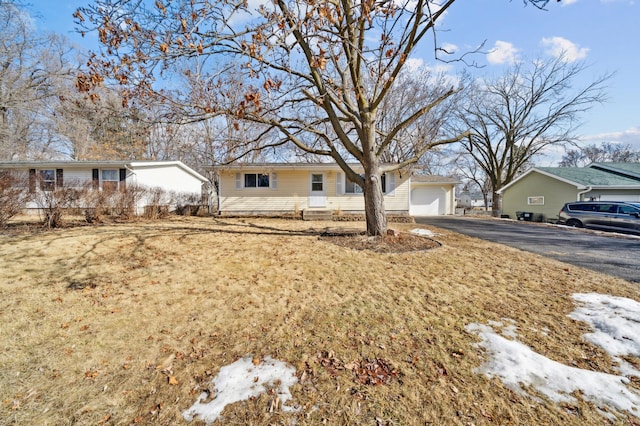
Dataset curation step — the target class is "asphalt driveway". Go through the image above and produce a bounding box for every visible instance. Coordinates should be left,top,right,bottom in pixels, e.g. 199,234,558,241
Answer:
415,216,640,283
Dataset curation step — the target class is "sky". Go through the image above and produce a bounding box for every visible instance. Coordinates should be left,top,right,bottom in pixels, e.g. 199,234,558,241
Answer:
25,0,640,165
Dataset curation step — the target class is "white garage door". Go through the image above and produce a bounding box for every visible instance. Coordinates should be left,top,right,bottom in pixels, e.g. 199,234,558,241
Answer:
599,194,640,202
410,187,445,216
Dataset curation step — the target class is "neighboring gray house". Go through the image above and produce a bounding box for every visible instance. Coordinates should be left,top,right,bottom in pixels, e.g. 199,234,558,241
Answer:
499,162,640,222
0,160,209,214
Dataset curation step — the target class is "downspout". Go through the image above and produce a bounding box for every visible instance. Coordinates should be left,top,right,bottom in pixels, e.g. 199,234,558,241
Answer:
124,164,139,215
124,164,136,181
215,171,221,216
577,186,592,201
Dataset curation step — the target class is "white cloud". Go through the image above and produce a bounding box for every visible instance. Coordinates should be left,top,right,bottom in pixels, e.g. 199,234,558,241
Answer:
561,0,579,5
405,57,426,70
487,41,519,65
579,126,640,149
440,42,458,55
403,57,454,75
541,36,589,62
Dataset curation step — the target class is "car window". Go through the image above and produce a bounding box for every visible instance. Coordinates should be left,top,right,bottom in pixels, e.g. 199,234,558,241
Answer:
619,205,640,215
569,204,591,211
596,204,616,213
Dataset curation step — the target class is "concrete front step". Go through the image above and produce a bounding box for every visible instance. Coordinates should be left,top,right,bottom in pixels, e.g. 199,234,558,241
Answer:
302,209,333,221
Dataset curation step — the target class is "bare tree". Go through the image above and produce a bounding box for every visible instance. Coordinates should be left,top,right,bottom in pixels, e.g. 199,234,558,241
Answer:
53,86,152,160
559,142,640,167
456,56,610,215
0,2,82,159
452,150,491,209
76,0,559,235
0,170,30,226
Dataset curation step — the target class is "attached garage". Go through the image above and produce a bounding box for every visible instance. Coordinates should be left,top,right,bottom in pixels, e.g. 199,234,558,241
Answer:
409,175,459,216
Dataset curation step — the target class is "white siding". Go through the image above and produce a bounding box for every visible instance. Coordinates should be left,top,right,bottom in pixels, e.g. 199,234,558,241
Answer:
132,165,204,195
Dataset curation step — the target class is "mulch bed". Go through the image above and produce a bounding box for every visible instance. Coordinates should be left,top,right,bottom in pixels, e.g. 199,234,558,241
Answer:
319,228,440,253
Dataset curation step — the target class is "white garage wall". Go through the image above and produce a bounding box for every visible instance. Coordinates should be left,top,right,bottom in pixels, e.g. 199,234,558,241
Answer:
129,163,206,212
131,165,204,195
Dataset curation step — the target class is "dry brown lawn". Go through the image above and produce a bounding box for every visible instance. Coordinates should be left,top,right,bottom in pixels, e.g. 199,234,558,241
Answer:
0,216,638,425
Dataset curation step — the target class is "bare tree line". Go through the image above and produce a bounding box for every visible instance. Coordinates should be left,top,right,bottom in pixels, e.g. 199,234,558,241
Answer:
2,0,630,228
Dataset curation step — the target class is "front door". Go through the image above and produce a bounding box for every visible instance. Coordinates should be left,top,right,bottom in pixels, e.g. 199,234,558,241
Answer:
309,173,326,208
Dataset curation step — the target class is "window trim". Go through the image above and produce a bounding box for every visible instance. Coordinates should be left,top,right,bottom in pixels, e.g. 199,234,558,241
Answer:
310,173,324,192
527,196,544,206
39,169,56,191
344,174,364,194
235,172,276,190
101,169,120,192
339,172,395,196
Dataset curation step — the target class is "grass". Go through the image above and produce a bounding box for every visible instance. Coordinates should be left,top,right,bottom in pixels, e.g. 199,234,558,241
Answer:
0,216,638,425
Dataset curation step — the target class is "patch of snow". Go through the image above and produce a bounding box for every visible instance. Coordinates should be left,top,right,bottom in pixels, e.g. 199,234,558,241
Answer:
410,228,437,237
183,356,299,424
570,293,640,378
466,322,640,418
569,293,640,357
486,319,518,338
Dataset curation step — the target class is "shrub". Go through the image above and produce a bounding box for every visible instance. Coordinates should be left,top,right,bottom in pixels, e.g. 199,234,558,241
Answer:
34,184,82,229
174,192,205,216
80,183,148,222
0,171,31,227
143,187,173,219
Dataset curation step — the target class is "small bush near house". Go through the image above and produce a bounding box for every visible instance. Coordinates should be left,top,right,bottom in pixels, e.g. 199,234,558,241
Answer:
113,184,148,219
0,171,31,227
82,183,149,222
174,191,206,216
33,183,83,229
143,187,173,219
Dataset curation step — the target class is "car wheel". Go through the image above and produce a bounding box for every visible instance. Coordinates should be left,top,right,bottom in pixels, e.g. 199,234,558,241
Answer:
566,219,583,228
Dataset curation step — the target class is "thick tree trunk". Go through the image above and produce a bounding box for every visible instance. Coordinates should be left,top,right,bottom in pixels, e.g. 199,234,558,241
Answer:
362,162,388,236
359,110,387,236
492,190,502,217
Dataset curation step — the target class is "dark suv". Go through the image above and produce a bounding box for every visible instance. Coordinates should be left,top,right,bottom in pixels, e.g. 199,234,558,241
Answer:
558,201,640,234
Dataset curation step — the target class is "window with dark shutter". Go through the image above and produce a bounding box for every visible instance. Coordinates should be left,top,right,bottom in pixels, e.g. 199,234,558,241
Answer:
119,168,126,192
29,169,36,193
92,169,99,189
56,169,63,188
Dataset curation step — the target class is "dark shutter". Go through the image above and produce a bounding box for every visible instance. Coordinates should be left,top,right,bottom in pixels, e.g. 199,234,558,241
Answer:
28,169,36,193
56,169,64,188
92,169,99,189
119,168,126,192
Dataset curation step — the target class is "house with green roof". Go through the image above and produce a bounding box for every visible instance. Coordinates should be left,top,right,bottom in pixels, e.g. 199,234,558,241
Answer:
498,162,640,222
